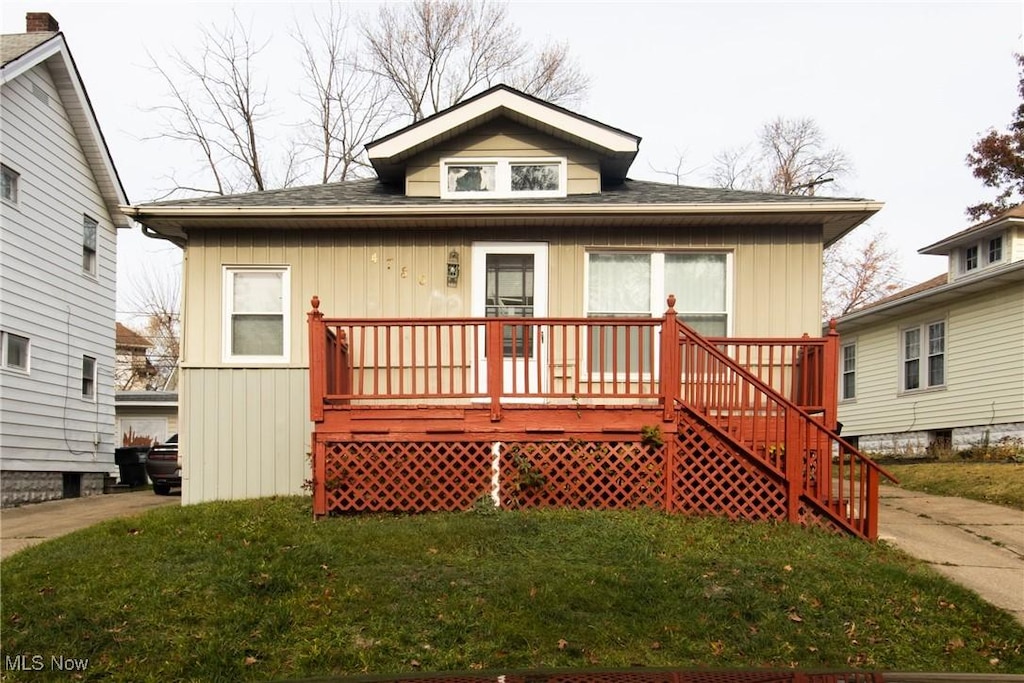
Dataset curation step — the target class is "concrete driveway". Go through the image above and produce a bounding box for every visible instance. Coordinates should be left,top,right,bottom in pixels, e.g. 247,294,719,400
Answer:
0,491,179,560
878,485,1024,625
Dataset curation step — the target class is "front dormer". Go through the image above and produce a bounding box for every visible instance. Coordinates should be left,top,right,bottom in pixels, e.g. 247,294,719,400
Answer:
919,204,1024,282
365,85,640,199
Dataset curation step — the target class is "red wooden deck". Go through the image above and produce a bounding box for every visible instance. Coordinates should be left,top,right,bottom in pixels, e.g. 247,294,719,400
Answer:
307,296,893,540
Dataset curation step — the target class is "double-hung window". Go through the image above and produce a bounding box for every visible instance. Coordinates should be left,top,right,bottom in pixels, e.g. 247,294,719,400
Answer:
902,321,945,391
962,245,979,272
441,158,566,198
82,355,96,400
1,164,18,204
586,251,731,372
988,236,1003,264
841,342,856,400
83,215,98,275
223,267,290,362
1,331,30,371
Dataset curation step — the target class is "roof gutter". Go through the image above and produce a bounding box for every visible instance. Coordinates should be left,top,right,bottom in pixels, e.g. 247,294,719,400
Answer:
122,200,883,220
837,259,1024,327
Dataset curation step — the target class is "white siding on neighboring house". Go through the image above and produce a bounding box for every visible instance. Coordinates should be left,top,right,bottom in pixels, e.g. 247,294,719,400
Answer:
0,61,117,476
839,283,1024,450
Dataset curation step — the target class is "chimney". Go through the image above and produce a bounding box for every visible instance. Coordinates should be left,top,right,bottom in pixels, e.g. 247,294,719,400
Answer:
26,12,59,33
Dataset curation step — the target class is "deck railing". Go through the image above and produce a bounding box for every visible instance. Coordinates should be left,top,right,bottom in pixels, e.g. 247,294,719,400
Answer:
666,301,893,539
307,296,839,423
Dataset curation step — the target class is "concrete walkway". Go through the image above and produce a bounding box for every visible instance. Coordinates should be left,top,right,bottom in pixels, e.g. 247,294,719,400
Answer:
878,485,1024,626
0,490,179,560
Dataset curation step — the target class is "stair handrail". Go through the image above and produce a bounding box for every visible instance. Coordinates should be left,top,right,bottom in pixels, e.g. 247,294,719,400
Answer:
665,297,893,479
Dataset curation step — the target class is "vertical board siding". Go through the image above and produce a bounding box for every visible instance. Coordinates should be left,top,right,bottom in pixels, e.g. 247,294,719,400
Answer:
186,224,823,368
181,368,308,504
0,62,117,472
839,283,1024,436
181,223,823,503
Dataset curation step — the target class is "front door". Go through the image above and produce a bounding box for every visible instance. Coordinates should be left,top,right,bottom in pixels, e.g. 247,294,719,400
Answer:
471,242,548,395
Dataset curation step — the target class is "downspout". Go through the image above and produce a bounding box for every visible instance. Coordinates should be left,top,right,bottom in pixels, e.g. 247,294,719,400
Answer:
140,223,186,249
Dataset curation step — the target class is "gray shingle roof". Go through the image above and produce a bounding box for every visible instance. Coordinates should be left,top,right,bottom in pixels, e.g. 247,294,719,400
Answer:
0,32,56,66
138,177,870,209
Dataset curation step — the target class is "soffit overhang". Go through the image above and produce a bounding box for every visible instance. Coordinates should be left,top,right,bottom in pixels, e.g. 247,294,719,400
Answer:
365,86,641,183
123,200,882,248
918,211,1024,255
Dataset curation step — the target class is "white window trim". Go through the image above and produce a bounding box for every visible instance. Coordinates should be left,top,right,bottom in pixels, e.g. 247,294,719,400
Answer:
83,214,98,277
583,250,734,330
582,250,734,381
222,266,291,364
961,245,979,273
440,157,567,199
959,232,1005,275
1,163,19,206
987,234,1004,265
840,341,856,401
82,355,97,402
899,319,946,394
1,331,30,373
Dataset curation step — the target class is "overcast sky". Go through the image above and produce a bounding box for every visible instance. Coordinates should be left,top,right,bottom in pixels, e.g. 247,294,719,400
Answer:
2,1,1021,322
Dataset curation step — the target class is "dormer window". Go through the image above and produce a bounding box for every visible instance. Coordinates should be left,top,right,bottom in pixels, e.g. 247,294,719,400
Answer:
441,158,566,198
988,236,1003,264
963,245,978,272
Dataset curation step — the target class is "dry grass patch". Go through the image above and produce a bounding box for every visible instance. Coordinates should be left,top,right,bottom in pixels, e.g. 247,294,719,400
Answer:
883,462,1024,510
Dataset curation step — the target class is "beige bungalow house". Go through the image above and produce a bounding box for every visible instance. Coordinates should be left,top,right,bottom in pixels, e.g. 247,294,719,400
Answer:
836,205,1024,456
126,85,890,538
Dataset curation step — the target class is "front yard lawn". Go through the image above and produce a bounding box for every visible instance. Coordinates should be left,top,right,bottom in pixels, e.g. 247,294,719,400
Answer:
2,498,1023,681
882,461,1024,510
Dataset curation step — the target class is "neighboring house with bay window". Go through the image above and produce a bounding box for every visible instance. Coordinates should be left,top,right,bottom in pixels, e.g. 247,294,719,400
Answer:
835,205,1024,456
0,14,129,505
127,84,882,513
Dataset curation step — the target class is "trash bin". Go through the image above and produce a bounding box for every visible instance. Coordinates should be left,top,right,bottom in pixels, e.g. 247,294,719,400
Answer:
114,446,150,487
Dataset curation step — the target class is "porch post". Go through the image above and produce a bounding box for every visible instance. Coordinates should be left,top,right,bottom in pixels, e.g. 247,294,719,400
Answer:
312,436,327,517
308,296,326,423
487,319,503,421
661,296,680,422
785,408,803,524
823,319,840,431
865,466,880,540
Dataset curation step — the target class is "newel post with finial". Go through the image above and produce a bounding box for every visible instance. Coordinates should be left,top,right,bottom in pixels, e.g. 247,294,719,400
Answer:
308,296,326,423
661,295,680,422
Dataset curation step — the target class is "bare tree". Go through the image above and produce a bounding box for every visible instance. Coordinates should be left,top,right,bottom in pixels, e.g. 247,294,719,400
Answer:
758,117,850,195
146,12,273,197
708,145,758,190
708,117,900,319
505,40,589,105
361,0,589,121
649,149,699,186
294,3,394,183
709,117,850,195
126,269,181,391
822,229,903,320
147,2,590,197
